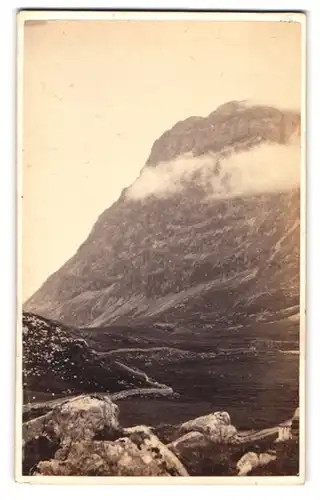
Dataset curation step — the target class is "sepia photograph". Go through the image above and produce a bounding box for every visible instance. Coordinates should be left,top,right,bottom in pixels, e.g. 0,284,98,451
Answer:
16,10,306,484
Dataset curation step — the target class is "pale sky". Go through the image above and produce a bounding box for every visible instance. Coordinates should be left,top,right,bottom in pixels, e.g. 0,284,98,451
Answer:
22,19,302,301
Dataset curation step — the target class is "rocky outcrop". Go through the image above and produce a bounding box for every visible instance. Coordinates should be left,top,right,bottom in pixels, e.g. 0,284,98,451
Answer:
179,411,238,443
23,395,120,446
167,431,218,475
22,312,170,397
22,394,299,477
168,431,210,455
34,427,188,477
236,450,277,476
146,101,300,166
23,395,188,477
22,395,121,473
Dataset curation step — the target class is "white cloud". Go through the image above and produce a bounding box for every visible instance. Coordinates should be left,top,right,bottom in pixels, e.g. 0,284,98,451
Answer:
126,141,300,201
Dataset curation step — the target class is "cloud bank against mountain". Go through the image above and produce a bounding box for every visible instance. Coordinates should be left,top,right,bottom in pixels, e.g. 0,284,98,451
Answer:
24,100,300,329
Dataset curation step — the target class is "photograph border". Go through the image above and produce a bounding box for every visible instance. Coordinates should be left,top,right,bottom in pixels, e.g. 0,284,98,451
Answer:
15,9,307,485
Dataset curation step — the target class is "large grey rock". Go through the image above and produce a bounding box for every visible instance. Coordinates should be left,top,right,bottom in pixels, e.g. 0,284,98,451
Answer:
168,431,212,472
168,428,240,476
180,411,237,443
34,426,189,477
23,395,120,448
236,451,277,476
168,431,209,456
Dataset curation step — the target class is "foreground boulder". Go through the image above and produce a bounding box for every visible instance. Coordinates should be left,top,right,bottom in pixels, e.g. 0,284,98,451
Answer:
236,451,277,476
23,395,121,474
180,411,237,443
168,430,244,476
169,431,210,456
23,395,121,447
168,431,218,475
34,426,188,477
22,396,299,477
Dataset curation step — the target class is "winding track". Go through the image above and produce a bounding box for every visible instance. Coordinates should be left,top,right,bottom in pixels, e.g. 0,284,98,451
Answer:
113,361,169,389
22,387,174,415
235,426,279,443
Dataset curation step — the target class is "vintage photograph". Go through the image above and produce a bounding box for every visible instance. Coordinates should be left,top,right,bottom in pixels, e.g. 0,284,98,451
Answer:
17,11,305,483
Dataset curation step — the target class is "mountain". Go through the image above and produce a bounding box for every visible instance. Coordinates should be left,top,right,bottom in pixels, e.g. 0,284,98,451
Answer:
22,312,168,400
24,100,300,333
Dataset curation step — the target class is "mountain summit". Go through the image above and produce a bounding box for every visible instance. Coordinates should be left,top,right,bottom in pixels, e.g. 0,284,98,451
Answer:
24,101,300,332
145,100,300,167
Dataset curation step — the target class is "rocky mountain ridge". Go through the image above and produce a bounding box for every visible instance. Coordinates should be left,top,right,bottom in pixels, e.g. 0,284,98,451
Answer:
24,100,300,330
145,100,300,166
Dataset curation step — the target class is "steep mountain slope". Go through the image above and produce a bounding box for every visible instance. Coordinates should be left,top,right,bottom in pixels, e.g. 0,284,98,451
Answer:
22,312,167,399
24,101,300,331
